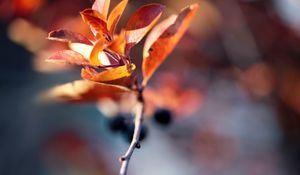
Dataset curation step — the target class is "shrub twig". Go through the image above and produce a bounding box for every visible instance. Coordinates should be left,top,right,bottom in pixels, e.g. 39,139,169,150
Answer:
119,90,144,175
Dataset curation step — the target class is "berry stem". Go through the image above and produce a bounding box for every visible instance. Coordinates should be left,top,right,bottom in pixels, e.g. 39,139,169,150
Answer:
119,90,144,175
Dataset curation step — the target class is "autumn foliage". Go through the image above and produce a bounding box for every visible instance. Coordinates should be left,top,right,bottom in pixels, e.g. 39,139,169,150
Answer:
45,0,198,102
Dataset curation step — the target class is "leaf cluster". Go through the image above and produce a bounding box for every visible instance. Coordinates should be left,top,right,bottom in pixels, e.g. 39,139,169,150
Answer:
46,0,199,102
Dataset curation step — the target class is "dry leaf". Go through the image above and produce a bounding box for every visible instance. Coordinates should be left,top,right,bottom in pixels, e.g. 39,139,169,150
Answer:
142,4,199,86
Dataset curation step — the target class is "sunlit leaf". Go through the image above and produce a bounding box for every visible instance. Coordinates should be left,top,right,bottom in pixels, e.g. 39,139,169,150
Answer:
69,42,123,67
107,0,128,35
142,4,199,86
92,0,111,19
125,3,165,54
100,49,124,66
82,67,136,87
81,63,135,83
143,15,177,57
46,50,91,66
89,38,107,66
69,43,93,59
101,49,125,66
42,80,131,103
47,29,92,45
80,9,108,37
108,30,126,55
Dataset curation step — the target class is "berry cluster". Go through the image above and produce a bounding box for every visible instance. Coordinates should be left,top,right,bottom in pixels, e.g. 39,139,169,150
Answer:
107,108,173,144
107,114,148,144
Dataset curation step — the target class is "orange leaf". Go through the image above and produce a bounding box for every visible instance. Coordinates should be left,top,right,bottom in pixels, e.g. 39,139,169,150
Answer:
80,9,108,38
46,50,91,66
82,67,136,87
125,3,165,54
107,0,128,35
143,15,177,57
69,42,124,67
89,38,107,66
142,4,199,86
92,0,111,19
108,30,126,55
41,80,131,103
81,63,136,83
48,29,92,45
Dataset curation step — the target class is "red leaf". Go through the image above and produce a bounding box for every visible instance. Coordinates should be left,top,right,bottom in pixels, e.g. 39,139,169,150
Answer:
47,29,92,45
92,0,111,19
107,0,128,35
143,15,177,57
80,9,109,38
42,80,131,103
142,4,199,86
46,50,91,66
125,3,165,54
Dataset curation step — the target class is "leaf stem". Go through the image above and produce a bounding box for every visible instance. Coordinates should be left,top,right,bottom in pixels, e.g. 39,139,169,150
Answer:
119,90,144,175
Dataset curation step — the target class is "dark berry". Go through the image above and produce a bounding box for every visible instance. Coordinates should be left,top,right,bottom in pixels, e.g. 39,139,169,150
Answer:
153,108,173,126
122,124,148,143
107,115,127,133
138,125,148,141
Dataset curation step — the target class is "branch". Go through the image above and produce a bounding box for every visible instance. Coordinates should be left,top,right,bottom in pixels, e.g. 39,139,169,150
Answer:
119,93,144,175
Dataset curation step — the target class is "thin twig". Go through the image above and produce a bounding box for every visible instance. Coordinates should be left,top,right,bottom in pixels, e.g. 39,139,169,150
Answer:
119,92,144,175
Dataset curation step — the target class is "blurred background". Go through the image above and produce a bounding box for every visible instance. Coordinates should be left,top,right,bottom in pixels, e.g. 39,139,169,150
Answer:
1,0,300,174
